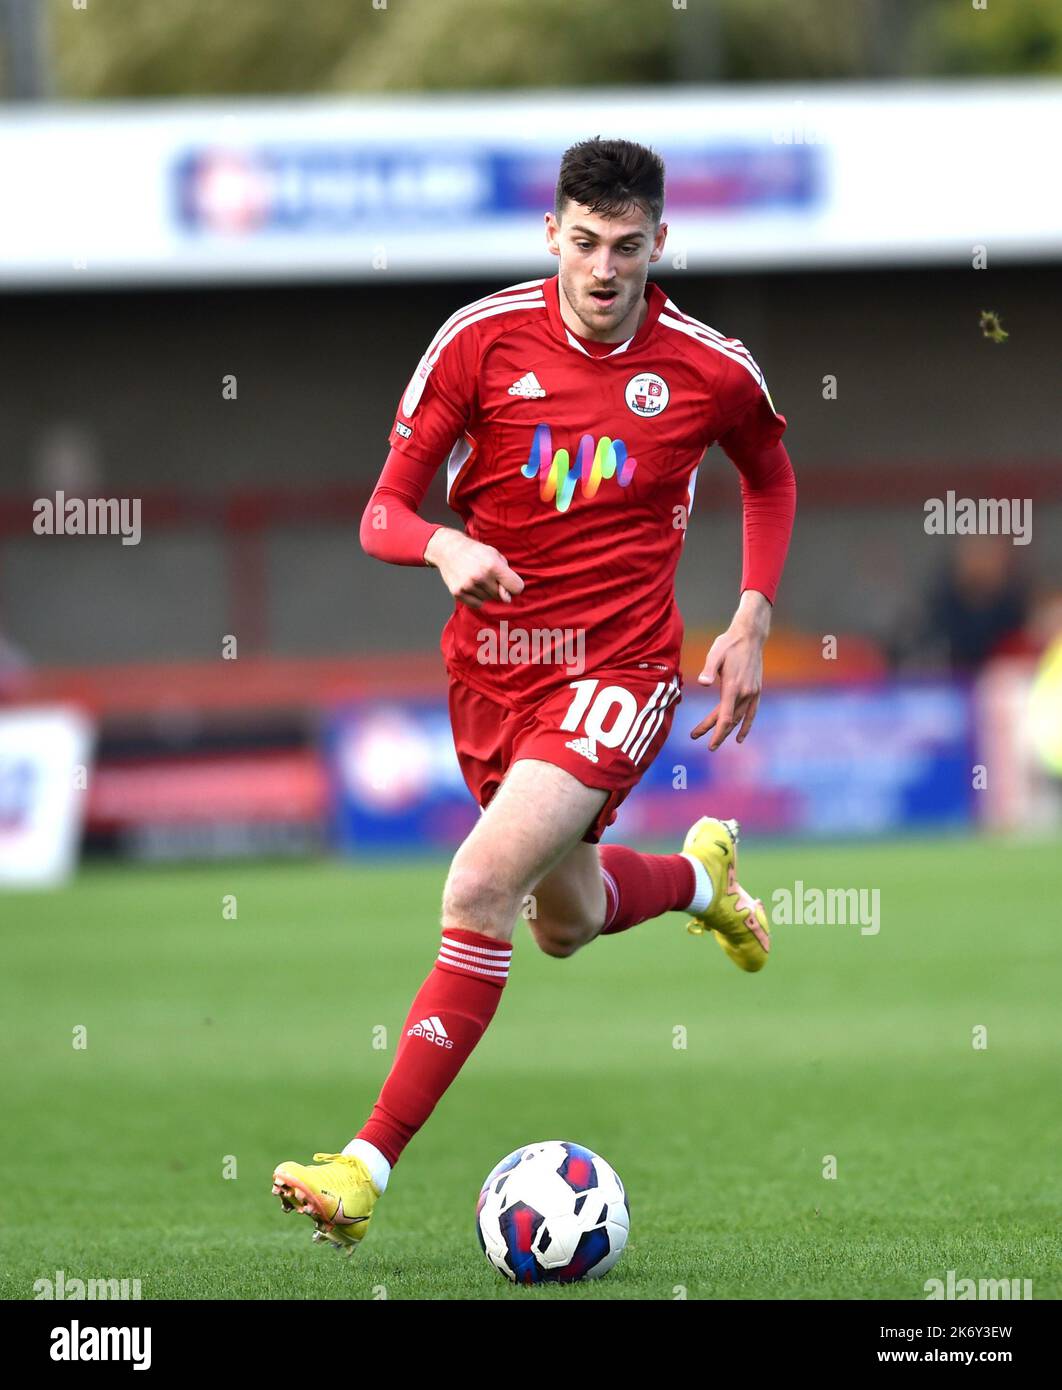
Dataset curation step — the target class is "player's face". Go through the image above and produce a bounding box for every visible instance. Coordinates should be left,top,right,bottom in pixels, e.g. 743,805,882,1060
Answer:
547,202,666,340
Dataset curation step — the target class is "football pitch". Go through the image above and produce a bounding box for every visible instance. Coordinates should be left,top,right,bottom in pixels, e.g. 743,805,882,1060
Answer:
2,836,1059,1301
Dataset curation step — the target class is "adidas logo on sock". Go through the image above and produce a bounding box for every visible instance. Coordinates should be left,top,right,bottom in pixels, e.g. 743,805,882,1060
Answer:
507,372,547,398
407,1014,454,1048
564,735,599,764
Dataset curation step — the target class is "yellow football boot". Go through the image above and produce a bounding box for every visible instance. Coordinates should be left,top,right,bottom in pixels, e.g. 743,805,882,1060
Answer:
271,1152,381,1255
683,816,770,972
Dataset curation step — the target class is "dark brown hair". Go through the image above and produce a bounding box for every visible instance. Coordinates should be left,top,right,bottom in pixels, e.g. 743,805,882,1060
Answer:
555,137,665,228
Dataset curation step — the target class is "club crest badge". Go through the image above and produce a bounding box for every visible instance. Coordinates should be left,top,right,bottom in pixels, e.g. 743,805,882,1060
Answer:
625,371,669,417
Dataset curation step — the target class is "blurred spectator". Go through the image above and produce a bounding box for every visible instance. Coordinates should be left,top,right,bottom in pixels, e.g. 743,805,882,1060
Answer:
0,632,31,702
1028,615,1062,781
33,423,101,497
1026,588,1062,654
896,535,1029,674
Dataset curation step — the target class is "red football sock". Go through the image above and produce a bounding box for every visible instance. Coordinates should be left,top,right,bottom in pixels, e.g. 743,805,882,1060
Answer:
356,928,512,1168
598,844,696,935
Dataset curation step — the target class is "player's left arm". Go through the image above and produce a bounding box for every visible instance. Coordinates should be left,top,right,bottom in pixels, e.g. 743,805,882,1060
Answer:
690,369,797,751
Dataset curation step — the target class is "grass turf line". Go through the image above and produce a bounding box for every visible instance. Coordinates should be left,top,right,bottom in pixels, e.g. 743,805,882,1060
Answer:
1,838,1058,1300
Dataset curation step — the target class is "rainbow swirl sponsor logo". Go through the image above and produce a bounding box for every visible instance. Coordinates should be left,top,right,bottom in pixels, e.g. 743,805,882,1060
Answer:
521,425,637,513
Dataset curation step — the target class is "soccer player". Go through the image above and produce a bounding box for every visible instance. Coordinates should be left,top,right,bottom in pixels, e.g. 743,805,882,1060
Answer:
272,137,796,1251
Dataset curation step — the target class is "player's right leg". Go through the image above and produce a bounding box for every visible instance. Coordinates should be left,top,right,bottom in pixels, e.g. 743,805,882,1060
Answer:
272,757,607,1253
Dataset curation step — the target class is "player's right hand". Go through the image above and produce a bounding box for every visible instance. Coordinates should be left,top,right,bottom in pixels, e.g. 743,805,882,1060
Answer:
423,529,524,610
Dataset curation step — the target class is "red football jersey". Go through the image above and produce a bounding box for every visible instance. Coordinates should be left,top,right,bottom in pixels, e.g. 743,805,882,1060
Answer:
387,273,786,708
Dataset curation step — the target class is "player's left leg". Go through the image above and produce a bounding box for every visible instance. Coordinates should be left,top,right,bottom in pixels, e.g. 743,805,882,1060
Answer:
527,816,770,972
521,841,606,957
525,835,705,957
517,666,769,966
515,671,708,956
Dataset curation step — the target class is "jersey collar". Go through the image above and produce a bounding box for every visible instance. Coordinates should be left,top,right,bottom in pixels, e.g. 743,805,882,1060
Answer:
544,272,665,358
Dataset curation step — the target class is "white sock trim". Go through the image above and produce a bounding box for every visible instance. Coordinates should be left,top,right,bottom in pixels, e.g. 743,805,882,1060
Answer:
680,852,714,914
342,1138,391,1193
600,867,620,930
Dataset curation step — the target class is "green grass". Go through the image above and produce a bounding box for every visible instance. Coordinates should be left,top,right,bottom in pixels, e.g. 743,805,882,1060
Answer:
1,838,1059,1300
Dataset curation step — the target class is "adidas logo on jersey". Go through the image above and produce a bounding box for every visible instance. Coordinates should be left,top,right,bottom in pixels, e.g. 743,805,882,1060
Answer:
564,736,599,764
407,1014,454,1048
508,372,547,398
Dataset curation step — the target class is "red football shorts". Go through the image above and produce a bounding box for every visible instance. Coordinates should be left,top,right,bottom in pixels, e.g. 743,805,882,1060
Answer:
448,667,683,843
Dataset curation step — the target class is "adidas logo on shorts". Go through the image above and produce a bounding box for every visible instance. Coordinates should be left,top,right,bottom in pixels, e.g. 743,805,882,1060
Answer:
564,735,599,764
407,1014,454,1048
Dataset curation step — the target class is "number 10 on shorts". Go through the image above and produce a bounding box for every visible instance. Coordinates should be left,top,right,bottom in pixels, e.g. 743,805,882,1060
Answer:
559,677,679,766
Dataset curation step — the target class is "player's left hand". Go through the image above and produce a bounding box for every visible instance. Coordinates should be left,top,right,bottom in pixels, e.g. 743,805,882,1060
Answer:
690,597,770,751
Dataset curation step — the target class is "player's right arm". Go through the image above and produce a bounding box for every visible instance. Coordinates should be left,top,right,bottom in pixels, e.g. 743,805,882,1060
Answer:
359,448,523,610
423,526,523,610
360,310,523,609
